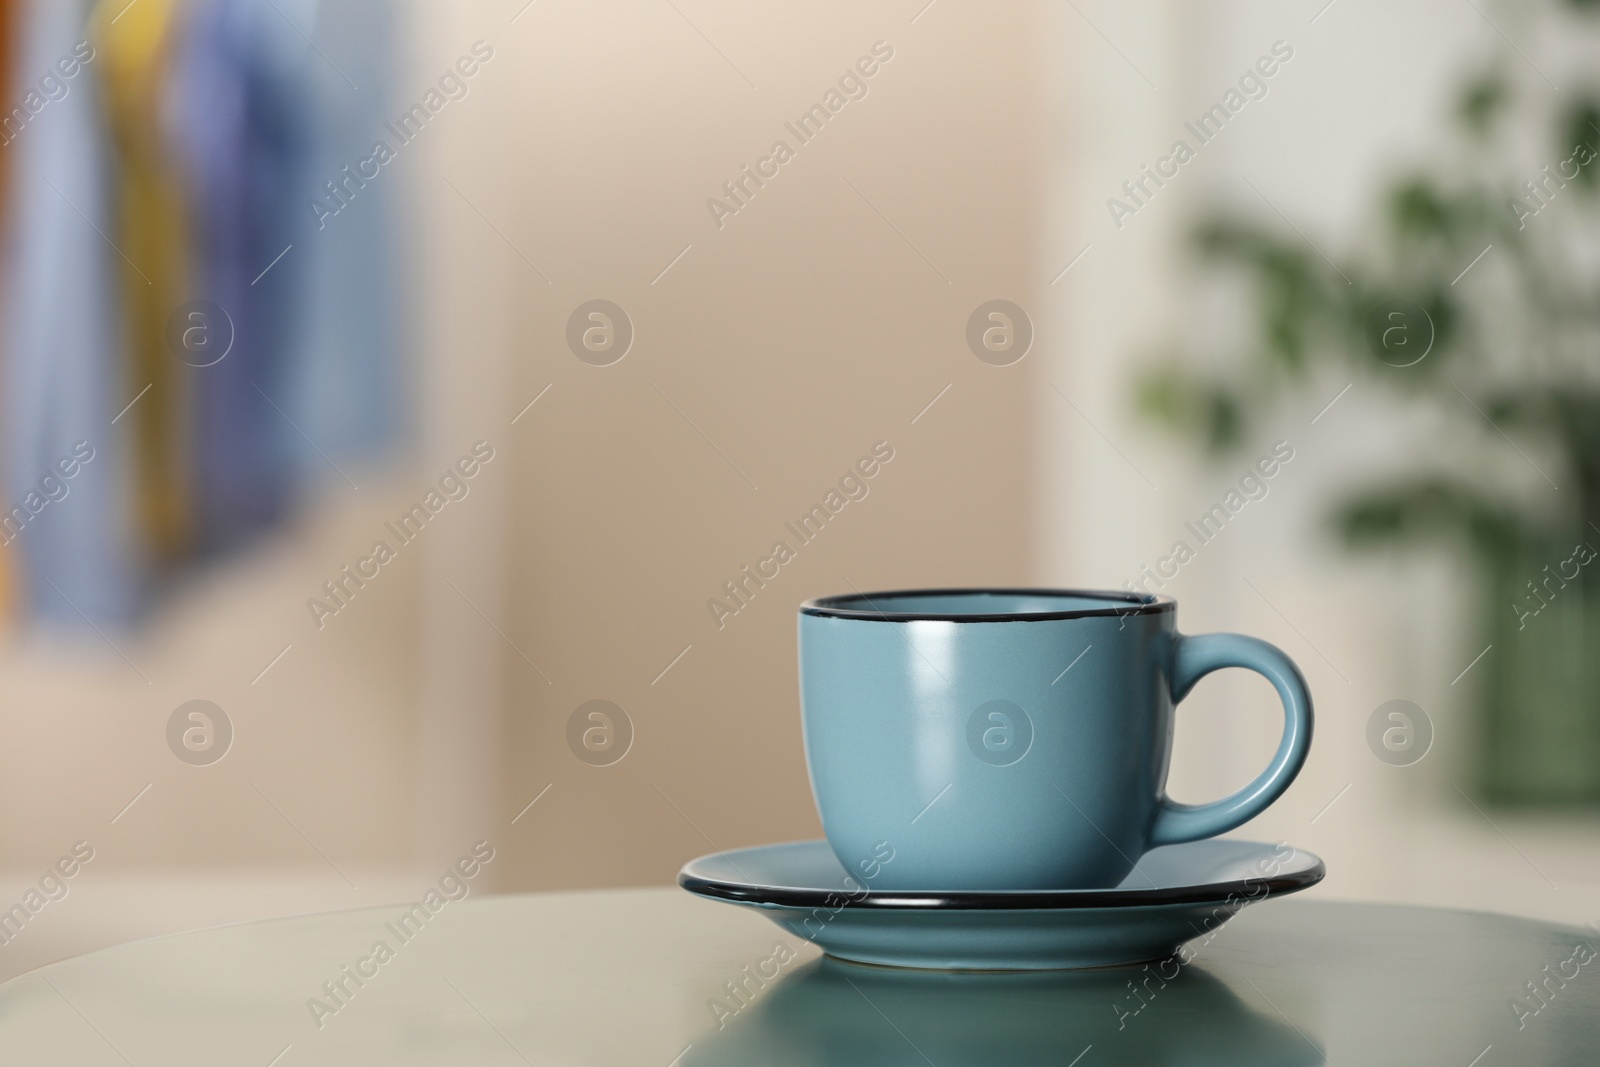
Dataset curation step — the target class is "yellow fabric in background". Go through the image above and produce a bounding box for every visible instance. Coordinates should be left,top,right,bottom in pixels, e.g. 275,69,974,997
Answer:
93,0,191,564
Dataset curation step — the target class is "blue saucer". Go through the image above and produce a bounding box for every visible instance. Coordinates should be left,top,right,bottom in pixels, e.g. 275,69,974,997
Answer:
679,838,1323,971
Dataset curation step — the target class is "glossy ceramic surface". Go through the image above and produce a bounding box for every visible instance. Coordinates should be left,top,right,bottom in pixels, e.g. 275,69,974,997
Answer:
1,892,1596,1064
678,838,1324,969
798,589,1314,889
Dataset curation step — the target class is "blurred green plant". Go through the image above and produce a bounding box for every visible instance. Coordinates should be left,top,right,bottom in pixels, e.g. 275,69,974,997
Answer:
1135,1,1600,805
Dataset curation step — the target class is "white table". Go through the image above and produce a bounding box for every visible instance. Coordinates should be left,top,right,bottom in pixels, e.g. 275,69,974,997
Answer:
1,889,1595,1064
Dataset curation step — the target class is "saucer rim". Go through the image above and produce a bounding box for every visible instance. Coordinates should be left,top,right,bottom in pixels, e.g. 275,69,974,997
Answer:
678,838,1324,911
800,587,1175,623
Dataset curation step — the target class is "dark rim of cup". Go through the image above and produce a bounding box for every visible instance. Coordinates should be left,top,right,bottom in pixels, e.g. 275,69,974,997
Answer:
800,587,1176,623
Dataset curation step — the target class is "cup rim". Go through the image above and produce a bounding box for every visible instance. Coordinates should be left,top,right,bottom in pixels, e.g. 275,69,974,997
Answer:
799,587,1175,623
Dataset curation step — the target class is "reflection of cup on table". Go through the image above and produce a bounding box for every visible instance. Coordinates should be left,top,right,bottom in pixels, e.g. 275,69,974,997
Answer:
686,955,1323,1067
800,589,1314,890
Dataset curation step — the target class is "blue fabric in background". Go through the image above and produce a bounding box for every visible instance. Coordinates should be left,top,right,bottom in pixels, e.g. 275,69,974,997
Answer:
2,0,141,625
2,0,404,623
169,0,404,553
290,0,404,468
168,0,317,553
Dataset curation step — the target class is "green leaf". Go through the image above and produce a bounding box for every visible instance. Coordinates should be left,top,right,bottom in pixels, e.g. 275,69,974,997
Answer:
1458,71,1509,137
1333,478,1522,555
1388,178,1454,240
1559,98,1600,191
1133,366,1245,453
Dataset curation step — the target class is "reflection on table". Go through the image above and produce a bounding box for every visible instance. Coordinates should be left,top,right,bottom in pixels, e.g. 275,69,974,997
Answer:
687,954,1323,1067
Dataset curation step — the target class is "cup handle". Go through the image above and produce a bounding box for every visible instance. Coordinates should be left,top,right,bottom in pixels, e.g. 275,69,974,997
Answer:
1148,632,1314,847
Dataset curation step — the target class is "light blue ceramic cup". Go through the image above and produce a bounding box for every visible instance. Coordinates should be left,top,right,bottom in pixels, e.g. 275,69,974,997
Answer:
799,589,1313,890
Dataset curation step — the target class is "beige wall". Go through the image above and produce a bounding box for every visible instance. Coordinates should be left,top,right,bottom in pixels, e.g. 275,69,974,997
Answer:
439,0,1050,888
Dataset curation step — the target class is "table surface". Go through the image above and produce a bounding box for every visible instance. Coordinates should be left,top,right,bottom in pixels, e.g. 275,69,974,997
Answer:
0,889,1596,1065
